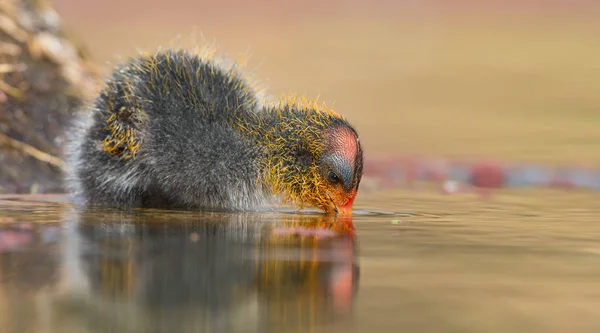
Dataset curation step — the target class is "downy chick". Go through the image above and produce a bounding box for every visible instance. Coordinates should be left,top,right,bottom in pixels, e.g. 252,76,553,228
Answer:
65,50,363,213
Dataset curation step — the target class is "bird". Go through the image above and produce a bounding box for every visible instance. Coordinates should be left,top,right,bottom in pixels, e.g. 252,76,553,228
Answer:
65,49,363,214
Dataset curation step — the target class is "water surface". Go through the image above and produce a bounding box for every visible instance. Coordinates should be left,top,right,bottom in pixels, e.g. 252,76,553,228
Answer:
1,191,599,332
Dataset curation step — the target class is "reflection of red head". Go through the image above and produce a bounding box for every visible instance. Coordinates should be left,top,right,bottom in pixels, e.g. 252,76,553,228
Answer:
330,264,355,314
328,234,359,315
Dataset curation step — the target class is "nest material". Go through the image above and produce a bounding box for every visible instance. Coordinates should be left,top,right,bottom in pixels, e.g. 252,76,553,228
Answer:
0,0,99,194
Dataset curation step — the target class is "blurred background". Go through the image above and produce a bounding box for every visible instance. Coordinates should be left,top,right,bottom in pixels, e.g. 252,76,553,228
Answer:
51,0,600,164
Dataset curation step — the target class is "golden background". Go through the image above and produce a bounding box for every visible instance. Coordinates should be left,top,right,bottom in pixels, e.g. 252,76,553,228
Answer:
51,0,600,164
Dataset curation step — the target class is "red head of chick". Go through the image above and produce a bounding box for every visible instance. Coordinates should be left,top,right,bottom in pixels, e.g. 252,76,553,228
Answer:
65,50,363,214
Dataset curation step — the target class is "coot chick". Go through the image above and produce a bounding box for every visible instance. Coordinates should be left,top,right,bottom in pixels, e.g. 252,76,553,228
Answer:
65,50,363,214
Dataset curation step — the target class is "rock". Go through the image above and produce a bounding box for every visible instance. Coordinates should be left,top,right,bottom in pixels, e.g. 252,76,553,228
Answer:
0,0,99,194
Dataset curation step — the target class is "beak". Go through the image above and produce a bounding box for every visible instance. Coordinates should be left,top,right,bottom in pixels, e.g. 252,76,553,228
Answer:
337,190,357,215
338,205,352,215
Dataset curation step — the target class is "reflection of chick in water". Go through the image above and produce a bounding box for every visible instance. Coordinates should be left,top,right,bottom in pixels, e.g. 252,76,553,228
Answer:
256,232,359,329
57,208,359,332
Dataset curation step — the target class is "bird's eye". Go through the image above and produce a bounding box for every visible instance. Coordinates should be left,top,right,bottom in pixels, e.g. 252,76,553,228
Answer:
327,170,341,185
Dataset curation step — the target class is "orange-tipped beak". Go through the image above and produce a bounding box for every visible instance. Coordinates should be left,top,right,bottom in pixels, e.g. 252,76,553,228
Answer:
338,190,356,215
338,204,352,215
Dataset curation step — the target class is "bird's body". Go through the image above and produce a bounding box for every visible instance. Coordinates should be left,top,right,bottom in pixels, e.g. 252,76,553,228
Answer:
66,50,363,213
